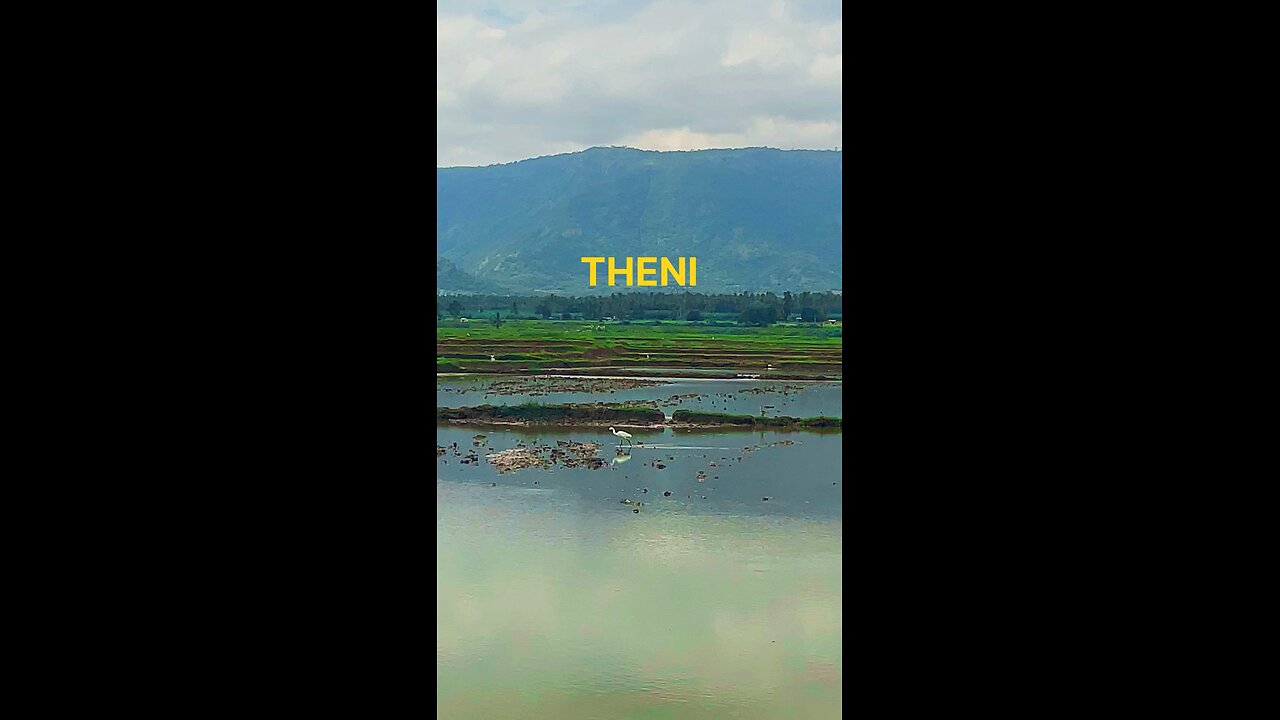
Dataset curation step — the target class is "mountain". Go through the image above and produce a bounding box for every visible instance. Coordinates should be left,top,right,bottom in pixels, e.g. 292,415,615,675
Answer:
437,255,506,294
436,147,841,294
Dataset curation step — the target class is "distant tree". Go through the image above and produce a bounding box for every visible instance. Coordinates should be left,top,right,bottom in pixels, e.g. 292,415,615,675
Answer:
687,310,702,321
740,303,776,326
562,311,572,321
444,292,838,323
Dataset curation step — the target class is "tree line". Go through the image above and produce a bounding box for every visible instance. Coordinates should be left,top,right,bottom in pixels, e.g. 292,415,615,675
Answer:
436,291,843,325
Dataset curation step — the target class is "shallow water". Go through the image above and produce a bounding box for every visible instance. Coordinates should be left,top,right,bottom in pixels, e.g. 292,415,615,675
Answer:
437,426,841,519
437,377,843,419
437,425,842,718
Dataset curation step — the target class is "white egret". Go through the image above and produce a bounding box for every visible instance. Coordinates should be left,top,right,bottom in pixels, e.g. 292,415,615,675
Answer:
609,426,633,448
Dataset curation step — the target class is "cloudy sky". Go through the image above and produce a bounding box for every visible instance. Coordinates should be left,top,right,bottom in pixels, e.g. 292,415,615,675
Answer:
437,0,842,167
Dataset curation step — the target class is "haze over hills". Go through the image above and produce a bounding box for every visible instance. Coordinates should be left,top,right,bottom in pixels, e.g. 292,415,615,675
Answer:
436,255,504,294
437,146,841,294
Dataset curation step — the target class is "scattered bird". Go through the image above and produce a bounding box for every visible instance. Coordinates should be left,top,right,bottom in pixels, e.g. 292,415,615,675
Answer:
609,426,633,448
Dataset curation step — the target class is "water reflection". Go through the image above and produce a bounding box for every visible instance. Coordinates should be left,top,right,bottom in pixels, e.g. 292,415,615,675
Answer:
438,478,842,719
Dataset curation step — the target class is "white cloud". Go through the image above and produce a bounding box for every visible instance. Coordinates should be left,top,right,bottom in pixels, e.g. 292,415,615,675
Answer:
459,57,494,87
617,117,841,152
437,0,841,167
721,30,798,68
616,127,744,151
809,53,841,83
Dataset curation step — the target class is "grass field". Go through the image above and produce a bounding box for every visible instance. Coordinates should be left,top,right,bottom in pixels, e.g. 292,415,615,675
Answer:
437,319,843,377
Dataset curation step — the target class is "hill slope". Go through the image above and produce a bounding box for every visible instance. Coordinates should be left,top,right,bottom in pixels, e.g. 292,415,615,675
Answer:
437,147,841,294
437,255,506,294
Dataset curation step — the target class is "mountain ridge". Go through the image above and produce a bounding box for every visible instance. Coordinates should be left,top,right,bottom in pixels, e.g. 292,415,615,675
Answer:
437,146,842,294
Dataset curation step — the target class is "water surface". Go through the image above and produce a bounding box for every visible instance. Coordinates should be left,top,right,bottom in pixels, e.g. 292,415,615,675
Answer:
438,425,842,718
438,377,843,419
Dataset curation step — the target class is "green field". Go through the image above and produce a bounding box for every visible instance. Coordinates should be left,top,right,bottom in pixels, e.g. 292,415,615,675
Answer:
437,319,843,377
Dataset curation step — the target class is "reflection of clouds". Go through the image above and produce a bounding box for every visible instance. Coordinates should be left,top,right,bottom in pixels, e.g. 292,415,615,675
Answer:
605,513,841,564
797,597,841,642
438,494,842,698
701,591,840,690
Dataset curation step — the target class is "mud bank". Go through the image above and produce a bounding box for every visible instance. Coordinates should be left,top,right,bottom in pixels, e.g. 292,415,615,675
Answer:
438,368,840,380
487,441,606,472
436,404,841,430
437,404,664,424
440,376,667,396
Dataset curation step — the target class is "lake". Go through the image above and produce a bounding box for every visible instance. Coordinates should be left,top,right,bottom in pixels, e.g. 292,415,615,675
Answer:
438,422,842,718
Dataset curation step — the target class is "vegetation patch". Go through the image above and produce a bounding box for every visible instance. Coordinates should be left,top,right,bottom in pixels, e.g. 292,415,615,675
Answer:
671,409,842,429
436,404,840,430
437,403,665,424
436,319,842,378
